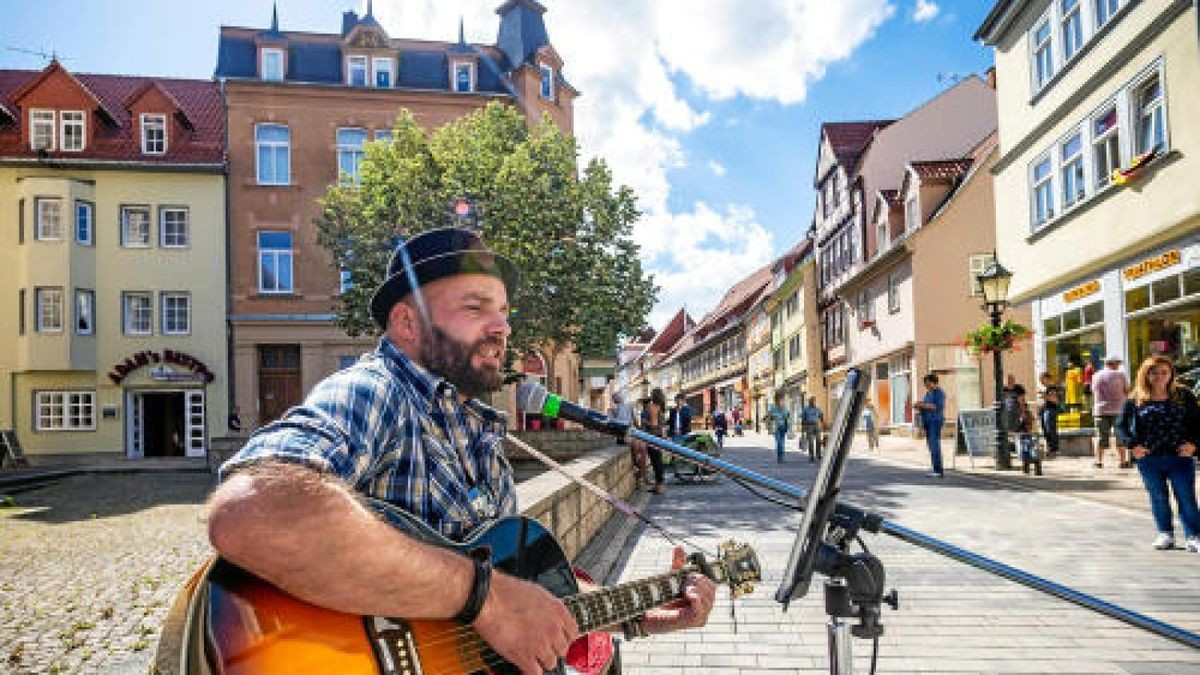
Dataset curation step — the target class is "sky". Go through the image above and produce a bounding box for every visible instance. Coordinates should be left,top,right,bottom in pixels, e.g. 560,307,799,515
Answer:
1,0,995,330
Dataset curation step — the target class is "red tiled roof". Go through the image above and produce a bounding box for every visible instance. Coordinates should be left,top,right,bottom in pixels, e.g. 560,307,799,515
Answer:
0,66,225,166
879,189,902,209
910,158,974,182
691,262,775,342
822,119,893,171
644,309,694,355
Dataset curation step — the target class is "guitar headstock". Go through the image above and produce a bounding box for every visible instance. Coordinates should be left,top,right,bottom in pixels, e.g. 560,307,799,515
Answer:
716,540,761,597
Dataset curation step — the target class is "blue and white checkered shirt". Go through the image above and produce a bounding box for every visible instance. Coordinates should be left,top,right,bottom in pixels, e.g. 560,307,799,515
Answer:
220,337,517,542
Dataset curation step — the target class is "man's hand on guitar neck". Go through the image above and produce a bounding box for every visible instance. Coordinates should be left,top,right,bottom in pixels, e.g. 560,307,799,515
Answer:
644,546,718,633
473,572,580,675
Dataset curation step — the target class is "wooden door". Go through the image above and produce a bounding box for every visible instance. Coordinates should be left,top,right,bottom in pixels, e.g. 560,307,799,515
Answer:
258,346,302,425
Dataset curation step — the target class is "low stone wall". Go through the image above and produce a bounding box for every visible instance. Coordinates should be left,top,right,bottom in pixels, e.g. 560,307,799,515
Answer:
503,429,614,461
516,444,635,561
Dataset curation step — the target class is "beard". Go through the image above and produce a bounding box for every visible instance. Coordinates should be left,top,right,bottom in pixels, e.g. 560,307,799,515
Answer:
419,324,505,399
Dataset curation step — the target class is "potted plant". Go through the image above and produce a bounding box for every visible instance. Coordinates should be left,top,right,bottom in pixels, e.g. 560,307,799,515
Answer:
963,320,1032,355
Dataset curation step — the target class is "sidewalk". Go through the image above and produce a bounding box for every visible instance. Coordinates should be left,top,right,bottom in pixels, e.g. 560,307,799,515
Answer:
0,456,208,494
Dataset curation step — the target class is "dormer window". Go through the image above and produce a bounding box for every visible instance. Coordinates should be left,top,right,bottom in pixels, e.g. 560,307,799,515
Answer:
348,56,368,86
905,197,919,230
539,64,554,100
141,113,167,154
60,111,85,152
30,109,55,151
453,62,475,93
372,57,393,87
261,48,284,81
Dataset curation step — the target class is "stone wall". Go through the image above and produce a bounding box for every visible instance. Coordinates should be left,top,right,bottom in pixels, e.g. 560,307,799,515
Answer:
504,430,615,461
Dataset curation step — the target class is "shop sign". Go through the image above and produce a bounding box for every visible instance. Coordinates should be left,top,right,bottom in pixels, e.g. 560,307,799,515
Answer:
108,349,215,385
1062,280,1100,303
1123,249,1181,282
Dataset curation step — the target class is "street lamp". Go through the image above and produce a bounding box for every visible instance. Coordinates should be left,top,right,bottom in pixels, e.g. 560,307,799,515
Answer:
977,256,1014,470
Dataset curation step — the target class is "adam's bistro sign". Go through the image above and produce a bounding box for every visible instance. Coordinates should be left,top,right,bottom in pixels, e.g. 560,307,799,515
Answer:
108,350,215,385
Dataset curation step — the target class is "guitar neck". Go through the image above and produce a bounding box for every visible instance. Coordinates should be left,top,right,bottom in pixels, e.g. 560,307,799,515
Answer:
562,564,726,633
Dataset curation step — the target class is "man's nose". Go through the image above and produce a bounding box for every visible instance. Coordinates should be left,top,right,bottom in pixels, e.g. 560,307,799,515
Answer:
488,309,512,338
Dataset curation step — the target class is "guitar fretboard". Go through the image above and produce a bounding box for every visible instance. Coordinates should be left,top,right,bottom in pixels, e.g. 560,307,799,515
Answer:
561,564,727,632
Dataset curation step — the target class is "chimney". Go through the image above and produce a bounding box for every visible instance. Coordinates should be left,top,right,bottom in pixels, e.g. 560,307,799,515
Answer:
985,66,997,89
342,10,359,36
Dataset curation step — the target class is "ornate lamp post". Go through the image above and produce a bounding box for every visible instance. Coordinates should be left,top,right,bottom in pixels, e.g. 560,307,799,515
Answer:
977,257,1014,471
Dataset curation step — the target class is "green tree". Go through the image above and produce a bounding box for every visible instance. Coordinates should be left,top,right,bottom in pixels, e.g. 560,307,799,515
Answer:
316,103,657,374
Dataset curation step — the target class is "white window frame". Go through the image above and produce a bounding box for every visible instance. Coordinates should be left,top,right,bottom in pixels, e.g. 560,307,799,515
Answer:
876,214,889,256
75,201,93,245
372,57,393,88
255,123,291,185
348,55,368,86
1091,101,1121,189
374,129,393,144
35,391,96,432
161,292,191,335
1031,13,1055,92
1060,0,1084,64
141,113,167,154
60,110,85,152
904,196,919,231
1060,127,1086,209
35,287,64,332
35,198,63,240
887,274,900,313
539,64,555,100
30,109,55,151
123,292,153,335
258,231,294,294
159,206,189,248
1030,152,1055,230
1132,69,1167,156
1094,0,1120,28
261,47,285,81
120,205,152,248
968,253,996,298
75,289,94,335
336,127,367,185
453,61,475,93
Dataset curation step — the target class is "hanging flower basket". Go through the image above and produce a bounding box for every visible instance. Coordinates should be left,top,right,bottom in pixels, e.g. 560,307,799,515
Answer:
963,320,1032,355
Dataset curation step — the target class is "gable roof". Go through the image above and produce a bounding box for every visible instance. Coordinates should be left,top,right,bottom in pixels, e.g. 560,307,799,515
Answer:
822,119,893,175
0,67,225,166
643,309,695,355
910,158,975,182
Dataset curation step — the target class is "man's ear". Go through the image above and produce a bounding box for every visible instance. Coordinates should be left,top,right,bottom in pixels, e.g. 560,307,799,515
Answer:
388,301,419,344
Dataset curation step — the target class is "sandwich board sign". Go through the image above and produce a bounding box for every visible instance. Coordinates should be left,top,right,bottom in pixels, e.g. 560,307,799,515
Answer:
956,409,996,469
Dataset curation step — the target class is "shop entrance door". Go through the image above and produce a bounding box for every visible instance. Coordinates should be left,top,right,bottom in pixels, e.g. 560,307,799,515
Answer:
140,392,187,457
258,345,302,425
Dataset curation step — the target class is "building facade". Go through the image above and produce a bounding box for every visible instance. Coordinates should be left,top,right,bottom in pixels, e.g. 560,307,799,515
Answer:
0,63,227,459
977,0,1200,409
767,241,824,425
215,1,577,427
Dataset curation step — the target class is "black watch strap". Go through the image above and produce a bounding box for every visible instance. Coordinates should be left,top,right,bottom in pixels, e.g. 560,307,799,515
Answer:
454,553,493,625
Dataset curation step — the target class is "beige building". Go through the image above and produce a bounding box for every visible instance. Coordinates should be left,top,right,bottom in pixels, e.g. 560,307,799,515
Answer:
766,240,825,424
0,63,227,459
977,0,1200,404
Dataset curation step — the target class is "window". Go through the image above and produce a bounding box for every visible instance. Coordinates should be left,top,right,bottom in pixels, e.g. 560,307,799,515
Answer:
160,207,189,247
1031,155,1054,227
75,201,93,245
258,231,294,293
340,269,353,293
123,292,152,335
788,334,802,361
161,292,191,335
1094,0,1119,27
373,57,393,87
262,48,284,81
75,289,94,335
141,113,166,154
60,111,85,151
30,109,54,150
1060,131,1085,208
876,218,889,254
18,289,26,335
120,205,151,247
336,128,367,184
454,62,474,92
857,290,873,322
539,64,554,100
968,253,995,297
18,197,25,244
1060,0,1083,63
35,391,96,431
374,129,393,144
1135,75,1165,155
348,56,368,86
35,198,63,240
905,197,919,230
1092,104,1120,188
887,274,900,313
36,287,63,332
255,124,291,185
1032,17,1054,90
785,292,798,318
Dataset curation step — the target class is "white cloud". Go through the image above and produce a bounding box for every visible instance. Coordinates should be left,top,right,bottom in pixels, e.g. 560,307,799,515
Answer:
374,0,893,328
912,0,940,23
707,160,727,176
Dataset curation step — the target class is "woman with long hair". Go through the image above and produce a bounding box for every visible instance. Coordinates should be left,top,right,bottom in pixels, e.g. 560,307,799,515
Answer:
1116,355,1200,551
644,388,668,495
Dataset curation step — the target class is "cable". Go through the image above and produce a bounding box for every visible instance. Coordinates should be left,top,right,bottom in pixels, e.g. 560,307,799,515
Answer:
870,635,880,675
729,475,804,511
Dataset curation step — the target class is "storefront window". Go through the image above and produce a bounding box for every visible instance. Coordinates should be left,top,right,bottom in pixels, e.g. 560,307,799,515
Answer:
1043,316,1060,337
1082,301,1103,326
1185,269,1200,297
1063,311,1082,332
1045,327,1105,407
1126,298,1200,379
1125,285,1150,312
1152,276,1181,304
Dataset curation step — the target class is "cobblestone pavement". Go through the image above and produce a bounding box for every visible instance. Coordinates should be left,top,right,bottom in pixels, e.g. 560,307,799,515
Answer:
610,434,1200,674
0,473,213,675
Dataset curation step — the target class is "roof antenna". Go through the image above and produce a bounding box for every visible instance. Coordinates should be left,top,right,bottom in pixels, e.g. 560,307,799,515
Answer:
458,16,466,44
6,46,63,64
270,2,279,32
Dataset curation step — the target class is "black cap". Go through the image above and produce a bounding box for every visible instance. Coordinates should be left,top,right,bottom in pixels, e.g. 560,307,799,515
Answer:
369,227,519,329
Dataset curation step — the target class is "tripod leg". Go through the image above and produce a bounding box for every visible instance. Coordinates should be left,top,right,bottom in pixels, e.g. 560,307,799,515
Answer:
827,616,854,675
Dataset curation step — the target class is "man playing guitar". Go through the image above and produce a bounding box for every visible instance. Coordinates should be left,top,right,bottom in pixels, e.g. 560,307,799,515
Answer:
207,227,717,675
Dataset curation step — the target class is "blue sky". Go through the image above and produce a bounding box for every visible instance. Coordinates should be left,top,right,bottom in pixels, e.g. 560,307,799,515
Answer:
1,0,995,328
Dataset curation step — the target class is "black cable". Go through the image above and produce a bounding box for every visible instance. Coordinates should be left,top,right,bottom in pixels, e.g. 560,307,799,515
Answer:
870,635,880,675
729,475,805,511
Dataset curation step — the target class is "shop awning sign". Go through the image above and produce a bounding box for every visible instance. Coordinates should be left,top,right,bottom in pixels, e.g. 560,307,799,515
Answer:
108,349,215,385
1123,249,1181,283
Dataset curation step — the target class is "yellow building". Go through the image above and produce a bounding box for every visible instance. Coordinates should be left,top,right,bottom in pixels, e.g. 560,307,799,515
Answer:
767,240,824,422
976,0,1200,388
0,63,227,460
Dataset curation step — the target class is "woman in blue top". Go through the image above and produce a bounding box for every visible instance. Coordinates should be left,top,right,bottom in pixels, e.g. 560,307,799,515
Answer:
1116,355,1200,552
913,373,946,478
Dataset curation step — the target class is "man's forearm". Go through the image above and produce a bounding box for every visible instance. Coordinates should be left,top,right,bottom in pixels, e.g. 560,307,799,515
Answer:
207,462,474,620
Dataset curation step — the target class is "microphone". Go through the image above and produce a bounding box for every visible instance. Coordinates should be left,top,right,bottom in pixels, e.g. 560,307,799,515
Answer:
516,381,630,438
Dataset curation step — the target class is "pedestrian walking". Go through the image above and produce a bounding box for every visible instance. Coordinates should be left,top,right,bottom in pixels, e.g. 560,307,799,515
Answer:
1093,355,1132,469
645,388,668,495
667,393,693,439
609,392,632,445
1116,355,1200,552
862,398,880,451
712,407,728,449
766,394,790,463
914,373,946,478
799,397,825,462
731,406,744,436
1038,372,1062,457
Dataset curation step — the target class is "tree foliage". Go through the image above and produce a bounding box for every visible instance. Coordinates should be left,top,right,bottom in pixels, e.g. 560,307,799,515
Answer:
315,103,657,360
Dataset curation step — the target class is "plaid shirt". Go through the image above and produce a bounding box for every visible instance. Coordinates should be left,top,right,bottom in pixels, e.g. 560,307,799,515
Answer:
220,337,517,541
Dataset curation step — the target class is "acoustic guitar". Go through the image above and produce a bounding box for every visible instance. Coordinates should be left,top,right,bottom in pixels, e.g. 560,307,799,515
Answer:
167,501,760,674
